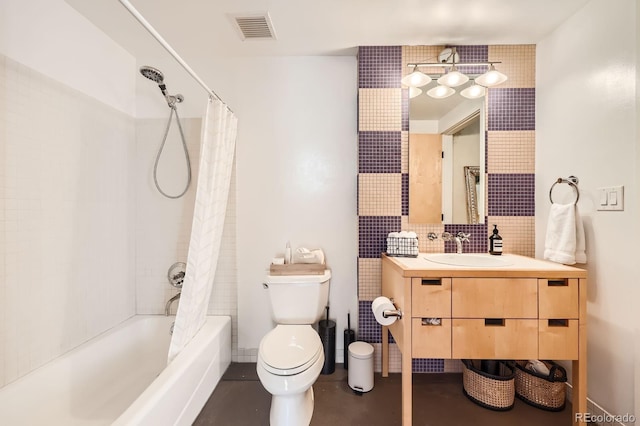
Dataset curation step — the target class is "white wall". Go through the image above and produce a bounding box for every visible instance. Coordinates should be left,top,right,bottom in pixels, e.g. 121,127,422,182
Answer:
0,0,135,116
234,56,358,362
0,0,137,387
536,0,637,420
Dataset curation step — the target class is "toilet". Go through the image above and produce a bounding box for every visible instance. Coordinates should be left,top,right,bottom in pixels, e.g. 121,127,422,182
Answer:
256,270,331,426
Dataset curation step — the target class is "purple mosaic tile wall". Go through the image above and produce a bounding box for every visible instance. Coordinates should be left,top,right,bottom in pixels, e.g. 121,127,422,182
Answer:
444,223,489,253
358,46,402,88
358,131,402,173
456,45,489,75
488,173,535,216
359,216,402,258
488,88,536,131
401,173,409,216
357,45,536,374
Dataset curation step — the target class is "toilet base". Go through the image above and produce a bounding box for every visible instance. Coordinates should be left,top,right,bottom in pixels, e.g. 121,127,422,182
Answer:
269,386,314,426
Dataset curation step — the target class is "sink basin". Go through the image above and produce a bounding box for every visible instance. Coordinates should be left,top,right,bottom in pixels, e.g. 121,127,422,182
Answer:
424,253,512,267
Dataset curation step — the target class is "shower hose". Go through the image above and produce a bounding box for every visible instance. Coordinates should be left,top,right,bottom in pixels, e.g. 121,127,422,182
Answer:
154,104,191,199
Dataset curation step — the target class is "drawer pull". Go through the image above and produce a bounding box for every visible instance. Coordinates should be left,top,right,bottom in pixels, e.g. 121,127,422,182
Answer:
421,279,441,286
548,279,568,287
484,318,505,326
548,319,569,327
421,318,442,326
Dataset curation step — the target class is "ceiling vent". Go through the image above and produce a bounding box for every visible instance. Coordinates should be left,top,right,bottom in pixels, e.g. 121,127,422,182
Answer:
229,12,277,40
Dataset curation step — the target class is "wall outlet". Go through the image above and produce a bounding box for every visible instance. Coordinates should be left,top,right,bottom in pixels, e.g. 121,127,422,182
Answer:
597,185,624,211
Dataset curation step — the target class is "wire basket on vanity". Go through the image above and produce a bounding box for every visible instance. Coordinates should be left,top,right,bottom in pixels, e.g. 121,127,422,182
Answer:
462,359,515,411
385,236,419,257
513,360,567,411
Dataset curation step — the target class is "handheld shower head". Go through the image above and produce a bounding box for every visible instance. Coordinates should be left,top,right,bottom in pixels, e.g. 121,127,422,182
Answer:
139,66,183,107
139,66,164,84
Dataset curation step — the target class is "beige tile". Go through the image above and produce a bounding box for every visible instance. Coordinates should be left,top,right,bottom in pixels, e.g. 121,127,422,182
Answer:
358,173,402,216
487,131,535,174
489,45,536,88
486,216,535,257
358,258,381,301
401,131,409,173
400,217,444,252
359,88,402,131
372,342,402,373
402,45,447,81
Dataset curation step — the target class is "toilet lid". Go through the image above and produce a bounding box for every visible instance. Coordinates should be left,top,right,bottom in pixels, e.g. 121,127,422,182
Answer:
259,325,322,376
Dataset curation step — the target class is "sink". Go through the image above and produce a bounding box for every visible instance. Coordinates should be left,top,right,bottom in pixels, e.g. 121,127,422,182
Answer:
424,253,512,267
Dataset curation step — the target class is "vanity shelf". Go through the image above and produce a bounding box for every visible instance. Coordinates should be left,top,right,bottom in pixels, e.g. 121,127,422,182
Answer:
381,253,587,426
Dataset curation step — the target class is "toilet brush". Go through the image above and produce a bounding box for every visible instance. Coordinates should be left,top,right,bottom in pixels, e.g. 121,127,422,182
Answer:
318,306,336,374
344,312,356,369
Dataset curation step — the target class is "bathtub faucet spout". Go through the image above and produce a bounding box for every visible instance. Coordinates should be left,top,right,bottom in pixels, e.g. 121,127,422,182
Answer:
165,292,181,316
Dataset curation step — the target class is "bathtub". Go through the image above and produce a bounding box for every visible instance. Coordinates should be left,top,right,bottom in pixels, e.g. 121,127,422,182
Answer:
0,315,231,426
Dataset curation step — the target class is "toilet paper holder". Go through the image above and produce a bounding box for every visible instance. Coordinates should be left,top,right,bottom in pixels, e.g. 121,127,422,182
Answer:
382,300,403,319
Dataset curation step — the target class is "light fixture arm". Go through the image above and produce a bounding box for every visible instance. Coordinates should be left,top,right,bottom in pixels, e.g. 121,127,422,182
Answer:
407,61,503,69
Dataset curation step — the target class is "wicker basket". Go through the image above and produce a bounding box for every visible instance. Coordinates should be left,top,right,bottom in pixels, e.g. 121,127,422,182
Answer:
462,360,515,411
514,360,567,411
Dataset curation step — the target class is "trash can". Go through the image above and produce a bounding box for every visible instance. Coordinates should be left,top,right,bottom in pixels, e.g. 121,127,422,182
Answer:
348,342,374,393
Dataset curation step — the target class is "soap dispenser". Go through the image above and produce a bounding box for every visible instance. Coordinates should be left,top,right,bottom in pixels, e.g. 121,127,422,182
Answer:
489,225,503,255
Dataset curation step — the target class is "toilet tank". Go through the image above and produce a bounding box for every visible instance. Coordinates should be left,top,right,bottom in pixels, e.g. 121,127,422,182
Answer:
264,270,331,324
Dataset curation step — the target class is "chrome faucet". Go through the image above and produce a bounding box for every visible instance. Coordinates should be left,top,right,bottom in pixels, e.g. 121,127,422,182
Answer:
165,292,181,316
441,232,471,254
454,232,471,253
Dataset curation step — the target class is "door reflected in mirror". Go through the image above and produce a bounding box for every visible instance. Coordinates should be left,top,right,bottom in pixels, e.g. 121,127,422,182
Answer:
409,81,485,224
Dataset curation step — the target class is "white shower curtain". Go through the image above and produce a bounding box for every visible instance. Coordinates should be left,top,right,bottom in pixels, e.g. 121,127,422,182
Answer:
168,98,237,362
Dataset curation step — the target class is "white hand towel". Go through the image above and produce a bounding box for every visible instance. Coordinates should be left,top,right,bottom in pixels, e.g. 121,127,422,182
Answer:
574,205,587,264
544,203,586,265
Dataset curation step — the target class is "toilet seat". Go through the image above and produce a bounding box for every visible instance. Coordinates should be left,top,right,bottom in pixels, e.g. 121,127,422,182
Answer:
259,325,322,376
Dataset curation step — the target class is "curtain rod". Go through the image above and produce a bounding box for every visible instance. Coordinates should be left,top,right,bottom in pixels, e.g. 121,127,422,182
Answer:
118,0,234,114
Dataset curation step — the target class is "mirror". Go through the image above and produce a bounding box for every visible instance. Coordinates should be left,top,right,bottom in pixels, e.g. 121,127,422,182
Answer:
408,80,485,224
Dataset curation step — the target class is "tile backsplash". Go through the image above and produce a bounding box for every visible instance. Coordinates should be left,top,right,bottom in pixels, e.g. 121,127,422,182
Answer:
357,44,536,373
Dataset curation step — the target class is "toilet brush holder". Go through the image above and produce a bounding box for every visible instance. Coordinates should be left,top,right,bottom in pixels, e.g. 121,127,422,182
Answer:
318,307,336,374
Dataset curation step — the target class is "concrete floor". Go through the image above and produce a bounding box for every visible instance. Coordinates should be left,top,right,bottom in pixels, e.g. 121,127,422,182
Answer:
194,363,575,426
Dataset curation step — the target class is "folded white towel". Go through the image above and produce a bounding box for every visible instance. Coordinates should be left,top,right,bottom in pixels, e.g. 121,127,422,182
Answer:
293,247,325,264
544,203,586,265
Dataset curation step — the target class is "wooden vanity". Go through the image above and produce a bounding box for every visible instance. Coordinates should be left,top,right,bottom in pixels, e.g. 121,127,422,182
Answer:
381,253,587,426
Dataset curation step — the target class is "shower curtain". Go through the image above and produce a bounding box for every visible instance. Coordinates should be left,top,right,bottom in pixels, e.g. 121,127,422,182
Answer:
168,98,237,362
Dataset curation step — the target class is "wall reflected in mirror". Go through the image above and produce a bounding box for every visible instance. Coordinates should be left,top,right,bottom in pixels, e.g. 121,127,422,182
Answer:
408,80,485,224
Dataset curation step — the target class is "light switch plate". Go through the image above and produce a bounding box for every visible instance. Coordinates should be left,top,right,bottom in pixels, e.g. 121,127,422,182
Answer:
597,185,624,211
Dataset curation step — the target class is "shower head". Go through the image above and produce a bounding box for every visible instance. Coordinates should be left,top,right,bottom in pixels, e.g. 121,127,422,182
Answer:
139,66,164,84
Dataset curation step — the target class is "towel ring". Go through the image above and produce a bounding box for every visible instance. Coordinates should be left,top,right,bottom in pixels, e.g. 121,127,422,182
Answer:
549,176,579,204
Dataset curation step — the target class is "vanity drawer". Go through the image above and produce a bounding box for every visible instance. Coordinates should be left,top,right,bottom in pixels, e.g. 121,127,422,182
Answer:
452,278,538,318
539,319,579,360
412,318,451,358
411,278,451,317
452,319,538,359
539,279,579,319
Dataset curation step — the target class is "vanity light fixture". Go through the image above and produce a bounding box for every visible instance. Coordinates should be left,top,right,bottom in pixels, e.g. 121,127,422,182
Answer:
405,47,508,99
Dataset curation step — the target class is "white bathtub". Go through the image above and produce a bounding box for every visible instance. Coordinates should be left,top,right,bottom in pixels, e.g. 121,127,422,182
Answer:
0,315,231,426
